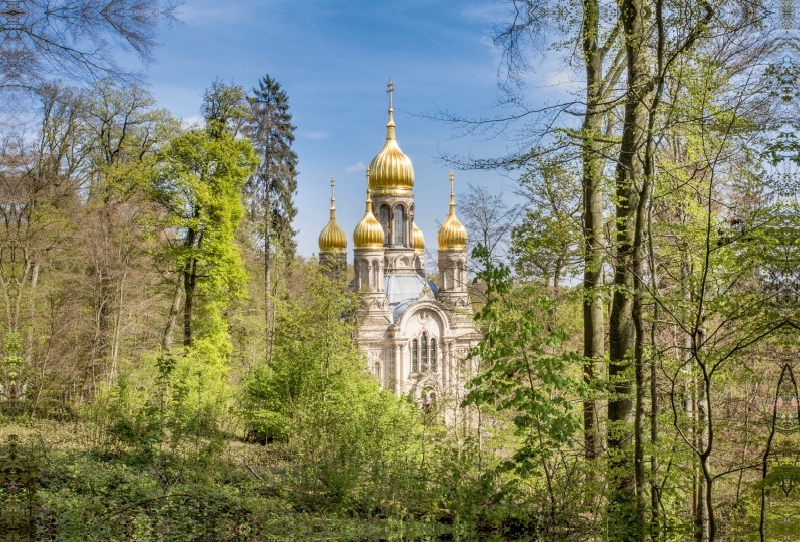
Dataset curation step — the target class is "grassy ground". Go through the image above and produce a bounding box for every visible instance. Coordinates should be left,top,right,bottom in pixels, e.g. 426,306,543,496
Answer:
0,418,480,541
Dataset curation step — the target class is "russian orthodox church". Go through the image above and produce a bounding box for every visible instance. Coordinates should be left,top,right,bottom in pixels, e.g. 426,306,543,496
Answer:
317,80,480,403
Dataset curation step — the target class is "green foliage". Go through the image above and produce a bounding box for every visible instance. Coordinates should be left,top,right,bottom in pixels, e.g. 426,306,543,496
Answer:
463,245,587,478
201,80,251,138
86,352,227,491
511,157,582,288
238,265,424,514
148,128,258,376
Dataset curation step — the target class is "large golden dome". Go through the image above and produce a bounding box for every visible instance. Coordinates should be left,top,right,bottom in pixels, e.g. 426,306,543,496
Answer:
368,79,414,197
438,171,467,251
353,178,385,250
413,222,425,254
318,177,347,253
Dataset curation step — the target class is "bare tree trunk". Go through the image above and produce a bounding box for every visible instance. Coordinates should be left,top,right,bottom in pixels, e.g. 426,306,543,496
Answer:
581,0,608,465
264,178,271,364
162,282,183,352
108,270,127,383
698,364,711,541
183,257,196,348
647,206,660,537
608,0,650,530
182,223,198,348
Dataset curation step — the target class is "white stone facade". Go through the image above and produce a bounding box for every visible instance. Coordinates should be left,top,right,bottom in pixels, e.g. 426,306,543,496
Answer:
319,81,480,403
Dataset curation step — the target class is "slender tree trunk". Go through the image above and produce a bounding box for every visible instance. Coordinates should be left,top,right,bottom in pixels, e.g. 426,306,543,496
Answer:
581,0,606,465
183,257,196,348
108,270,126,383
698,367,711,541
264,176,271,364
648,206,660,537
608,0,649,532
633,243,648,541
631,147,654,541
162,282,183,352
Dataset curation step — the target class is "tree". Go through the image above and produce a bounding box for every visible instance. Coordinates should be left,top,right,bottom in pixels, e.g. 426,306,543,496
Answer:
438,0,772,538
148,129,257,357
81,80,179,381
455,183,521,265
201,80,251,139
435,0,626,470
0,0,179,90
245,75,298,337
511,158,582,297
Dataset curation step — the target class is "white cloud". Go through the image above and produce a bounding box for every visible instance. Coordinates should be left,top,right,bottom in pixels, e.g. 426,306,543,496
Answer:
308,131,330,140
346,161,367,172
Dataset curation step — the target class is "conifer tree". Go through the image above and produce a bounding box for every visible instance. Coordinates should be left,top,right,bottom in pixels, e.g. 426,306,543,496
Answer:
245,75,299,330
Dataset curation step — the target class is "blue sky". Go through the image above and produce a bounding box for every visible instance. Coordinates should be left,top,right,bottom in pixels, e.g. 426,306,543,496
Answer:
143,0,571,258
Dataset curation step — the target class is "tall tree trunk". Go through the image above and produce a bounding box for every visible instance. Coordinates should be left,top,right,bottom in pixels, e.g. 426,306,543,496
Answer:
264,175,271,364
648,205,660,537
608,0,649,534
581,0,606,463
632,217,649,540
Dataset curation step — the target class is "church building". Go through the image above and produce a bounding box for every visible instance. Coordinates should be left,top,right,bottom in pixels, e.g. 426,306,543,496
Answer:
317,80,480,403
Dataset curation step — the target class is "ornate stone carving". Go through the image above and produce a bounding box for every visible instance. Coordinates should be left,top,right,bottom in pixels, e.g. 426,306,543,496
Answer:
418,282,434,301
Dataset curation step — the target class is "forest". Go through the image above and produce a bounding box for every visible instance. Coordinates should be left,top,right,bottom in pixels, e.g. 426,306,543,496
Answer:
0,0,798,541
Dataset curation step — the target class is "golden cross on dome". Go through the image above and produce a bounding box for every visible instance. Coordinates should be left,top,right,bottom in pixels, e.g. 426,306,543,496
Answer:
449,170,456,211
387,78,394,109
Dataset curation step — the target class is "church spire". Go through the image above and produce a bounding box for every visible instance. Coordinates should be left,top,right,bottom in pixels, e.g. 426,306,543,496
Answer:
449,170,456,214
386,77,396,140
329,176,337,219
318,176,347,253
438,170,467,251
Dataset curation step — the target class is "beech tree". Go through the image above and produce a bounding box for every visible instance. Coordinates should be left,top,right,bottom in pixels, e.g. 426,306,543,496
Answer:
148,129,257,357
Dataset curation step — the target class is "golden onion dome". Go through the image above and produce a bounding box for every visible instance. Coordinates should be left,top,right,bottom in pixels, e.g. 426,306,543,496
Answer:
413,222,425,254
438,171,468,251
353,172,385,250
368,78,414,197
318,177,347,253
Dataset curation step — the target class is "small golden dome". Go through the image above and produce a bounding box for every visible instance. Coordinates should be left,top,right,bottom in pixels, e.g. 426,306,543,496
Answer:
412,222,425,254
353,171,385,250
319,177,347,253
368,78,414,197
438,171,467,251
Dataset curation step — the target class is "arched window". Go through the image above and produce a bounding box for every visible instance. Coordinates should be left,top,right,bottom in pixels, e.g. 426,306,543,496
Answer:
379,205,390,246
457,261,464,289
421,332,428,372
394,205,405,246
412,339,419,372
371,261,379,289
374,362,381,379
430,338,437,373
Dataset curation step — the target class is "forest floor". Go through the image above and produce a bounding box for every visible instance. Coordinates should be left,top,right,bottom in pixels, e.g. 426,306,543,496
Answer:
0,418,466,542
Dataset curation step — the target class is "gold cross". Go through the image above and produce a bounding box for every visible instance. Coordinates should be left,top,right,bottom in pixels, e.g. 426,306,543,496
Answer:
387,78,394,108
